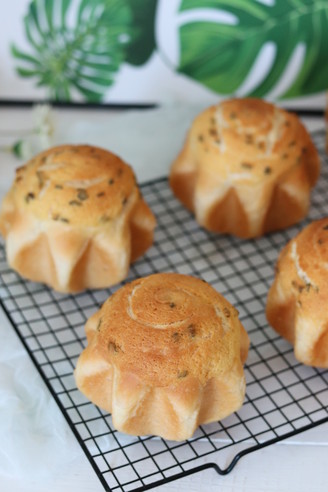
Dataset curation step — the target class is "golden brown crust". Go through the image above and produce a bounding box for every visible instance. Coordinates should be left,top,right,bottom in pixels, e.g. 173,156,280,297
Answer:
0,145,156,292
8,145,138,226
75,273,249,440
170,98,320,238
266,218,328,367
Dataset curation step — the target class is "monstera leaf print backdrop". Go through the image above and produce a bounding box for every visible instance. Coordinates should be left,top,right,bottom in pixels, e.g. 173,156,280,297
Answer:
3,0,328,103
10,0,159,102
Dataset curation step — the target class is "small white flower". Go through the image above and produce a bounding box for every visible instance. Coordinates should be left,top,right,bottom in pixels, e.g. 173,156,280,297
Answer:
32,104,55,139
12,139,33,159
37,133,53,151
0,104,55,160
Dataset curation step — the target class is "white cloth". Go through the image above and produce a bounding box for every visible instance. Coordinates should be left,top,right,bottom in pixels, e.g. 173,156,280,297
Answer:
0,309,80,480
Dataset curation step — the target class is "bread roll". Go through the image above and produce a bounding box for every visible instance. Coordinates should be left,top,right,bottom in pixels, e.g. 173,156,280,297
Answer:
266,218,328,368
170,98,320,238
75,273,249,441
0,145,156,292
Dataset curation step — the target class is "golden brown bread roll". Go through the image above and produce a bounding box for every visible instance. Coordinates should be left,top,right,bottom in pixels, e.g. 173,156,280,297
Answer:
0,145,156,293
170,98,320,238
266,218,328,368
75,273,249,441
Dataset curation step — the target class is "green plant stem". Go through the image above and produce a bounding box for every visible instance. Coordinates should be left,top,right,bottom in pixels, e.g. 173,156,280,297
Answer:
0,145,14,153
0,130,32,137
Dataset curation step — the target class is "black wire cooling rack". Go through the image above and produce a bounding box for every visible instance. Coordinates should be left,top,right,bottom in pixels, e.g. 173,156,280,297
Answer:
0,129,328,492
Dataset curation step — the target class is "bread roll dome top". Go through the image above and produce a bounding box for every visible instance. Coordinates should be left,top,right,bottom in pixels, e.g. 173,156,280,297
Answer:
94,273,243,387
12,145,137,227
195,98,318,185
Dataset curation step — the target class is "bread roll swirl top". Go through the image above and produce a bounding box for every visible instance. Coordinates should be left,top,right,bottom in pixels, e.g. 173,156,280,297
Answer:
192,98,319,185
11,145,138,227
92,273,243,387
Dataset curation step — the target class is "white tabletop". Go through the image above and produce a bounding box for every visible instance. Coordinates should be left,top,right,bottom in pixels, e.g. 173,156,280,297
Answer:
0,105,327,492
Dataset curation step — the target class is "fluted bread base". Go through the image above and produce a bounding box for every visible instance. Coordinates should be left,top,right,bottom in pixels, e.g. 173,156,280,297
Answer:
75,349,247,441
0,199,155,293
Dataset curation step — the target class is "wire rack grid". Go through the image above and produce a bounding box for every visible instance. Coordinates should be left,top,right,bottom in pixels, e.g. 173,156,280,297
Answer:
0,130,328,492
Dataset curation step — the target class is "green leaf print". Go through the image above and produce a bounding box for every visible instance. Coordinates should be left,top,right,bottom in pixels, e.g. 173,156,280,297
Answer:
178,0,328,98
125,0,158,66
11,0,136,102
